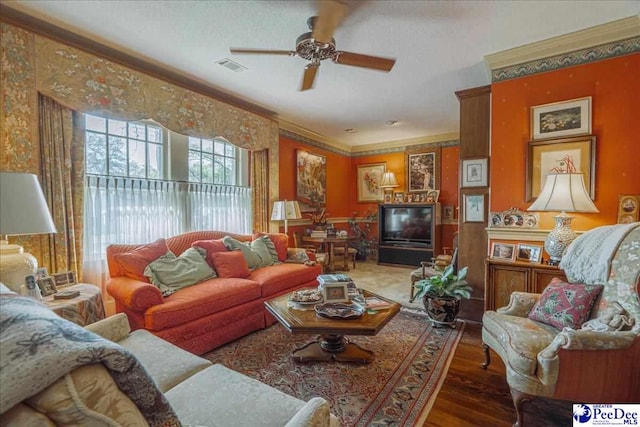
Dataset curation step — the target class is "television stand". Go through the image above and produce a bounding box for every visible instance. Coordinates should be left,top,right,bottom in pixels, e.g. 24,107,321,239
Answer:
377,245,435,267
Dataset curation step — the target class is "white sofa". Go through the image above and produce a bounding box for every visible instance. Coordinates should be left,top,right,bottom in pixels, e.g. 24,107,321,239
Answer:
0,301,338,427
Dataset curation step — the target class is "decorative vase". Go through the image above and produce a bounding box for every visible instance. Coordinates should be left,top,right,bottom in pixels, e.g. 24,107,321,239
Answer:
423,296,460,328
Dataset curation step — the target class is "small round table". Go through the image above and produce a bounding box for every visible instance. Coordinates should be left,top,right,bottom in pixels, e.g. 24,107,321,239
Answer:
42,283,106,326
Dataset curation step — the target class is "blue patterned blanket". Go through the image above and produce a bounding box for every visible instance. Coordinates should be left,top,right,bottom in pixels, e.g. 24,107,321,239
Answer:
0,295,180,426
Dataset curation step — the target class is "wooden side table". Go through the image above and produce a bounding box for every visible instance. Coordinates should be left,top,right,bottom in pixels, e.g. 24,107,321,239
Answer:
42,283,106,326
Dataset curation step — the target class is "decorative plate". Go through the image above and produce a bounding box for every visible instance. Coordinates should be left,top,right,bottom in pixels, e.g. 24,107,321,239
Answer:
315,302,365,320
289,289,323,305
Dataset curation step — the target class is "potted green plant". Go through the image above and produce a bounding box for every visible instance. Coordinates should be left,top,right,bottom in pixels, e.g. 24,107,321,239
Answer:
413,265,471,328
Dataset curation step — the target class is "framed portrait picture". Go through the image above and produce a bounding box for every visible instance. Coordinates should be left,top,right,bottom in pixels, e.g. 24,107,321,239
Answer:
393,192,404,203
383,193,393,204
426,190,440,203
461,158,488,188
443,205,454,220
516,244,542,263
490,243,516,261
617,194,640,224
322,283,349,303
463,193,485,223
296,150,327,212
357,163,386,203
406,147,440,192
531,96,591,140
37,277,58,297
526,135,596,202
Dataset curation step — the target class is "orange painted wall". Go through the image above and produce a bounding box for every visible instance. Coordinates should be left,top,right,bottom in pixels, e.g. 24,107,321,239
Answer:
491,53,640,230
279,136,460,249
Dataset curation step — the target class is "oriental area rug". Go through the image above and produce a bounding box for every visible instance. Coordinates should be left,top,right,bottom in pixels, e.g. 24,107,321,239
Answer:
204,309,464,427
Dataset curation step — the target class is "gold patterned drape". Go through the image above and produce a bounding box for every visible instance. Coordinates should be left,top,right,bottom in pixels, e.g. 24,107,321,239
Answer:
252,149,269,232
38,94,85,277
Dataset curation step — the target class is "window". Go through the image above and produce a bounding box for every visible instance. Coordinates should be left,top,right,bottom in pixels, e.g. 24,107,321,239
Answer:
85,115,164,179
188,137,237,185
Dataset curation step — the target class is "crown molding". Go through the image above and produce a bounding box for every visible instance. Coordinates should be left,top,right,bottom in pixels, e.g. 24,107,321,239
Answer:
351,133,460,154
485,15,640,72
486,227,584,242
277,119,350,153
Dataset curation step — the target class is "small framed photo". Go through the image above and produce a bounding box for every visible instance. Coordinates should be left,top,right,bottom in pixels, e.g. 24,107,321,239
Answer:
461,158,488,188
443,205,454,220
617,194,639,224
37,277,58,297
516,244,542,263
322,283,349,303
393,192,404,203
531,96,591,140
406,194,413,203
426,189,440,203
52,271,77,287
35,267,49,281
463,193,485,223
383,193,393,204
490,243,516,261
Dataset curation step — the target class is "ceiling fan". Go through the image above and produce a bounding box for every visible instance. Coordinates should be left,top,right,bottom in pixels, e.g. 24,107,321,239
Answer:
230,0,396,91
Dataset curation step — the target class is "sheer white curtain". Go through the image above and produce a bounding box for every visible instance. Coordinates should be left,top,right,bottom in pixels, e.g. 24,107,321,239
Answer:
189,184,252,234
83,176,251,306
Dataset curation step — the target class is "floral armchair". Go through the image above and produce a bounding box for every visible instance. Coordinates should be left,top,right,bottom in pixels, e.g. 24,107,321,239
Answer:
481,224,640,427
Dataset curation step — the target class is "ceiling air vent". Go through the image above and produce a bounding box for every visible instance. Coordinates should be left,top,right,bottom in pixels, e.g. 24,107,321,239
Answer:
215,58,247,72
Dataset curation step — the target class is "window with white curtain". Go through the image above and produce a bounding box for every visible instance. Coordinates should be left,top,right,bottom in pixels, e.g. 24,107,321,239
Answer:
82,114,252,289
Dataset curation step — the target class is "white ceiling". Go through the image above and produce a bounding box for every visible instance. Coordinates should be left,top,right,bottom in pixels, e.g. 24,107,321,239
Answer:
4,0,639,148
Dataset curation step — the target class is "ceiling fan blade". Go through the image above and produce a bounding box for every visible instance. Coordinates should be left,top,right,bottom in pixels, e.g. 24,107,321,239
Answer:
300,63,319,91
230,48,295,56
312,0,348,44
333,51,396,72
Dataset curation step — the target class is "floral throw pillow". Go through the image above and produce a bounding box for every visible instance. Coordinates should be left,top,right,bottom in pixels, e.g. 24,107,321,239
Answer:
528,278,604,329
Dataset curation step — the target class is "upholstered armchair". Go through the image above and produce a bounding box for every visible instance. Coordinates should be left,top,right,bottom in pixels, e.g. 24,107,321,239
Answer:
481,223,640,427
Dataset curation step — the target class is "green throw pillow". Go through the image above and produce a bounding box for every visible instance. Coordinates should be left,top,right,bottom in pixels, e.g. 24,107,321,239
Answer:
251,237,274,267
258,235,279,263
144,247,215,297
222,236,273,269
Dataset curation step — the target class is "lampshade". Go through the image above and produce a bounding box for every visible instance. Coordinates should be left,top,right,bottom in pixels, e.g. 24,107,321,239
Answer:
379,172,399,188
0,172,57,292
527,173,598,213
527,173,598,265
1,172,57,236
271,200,302,234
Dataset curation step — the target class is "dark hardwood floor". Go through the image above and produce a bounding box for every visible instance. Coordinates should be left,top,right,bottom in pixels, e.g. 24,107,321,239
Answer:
425,322,572,427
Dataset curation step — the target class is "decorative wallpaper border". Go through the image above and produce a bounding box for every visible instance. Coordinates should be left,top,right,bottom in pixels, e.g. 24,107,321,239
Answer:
280,128,459,157
492,36,640,82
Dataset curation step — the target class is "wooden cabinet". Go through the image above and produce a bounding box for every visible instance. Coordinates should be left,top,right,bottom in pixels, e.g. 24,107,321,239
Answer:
484,259,567,312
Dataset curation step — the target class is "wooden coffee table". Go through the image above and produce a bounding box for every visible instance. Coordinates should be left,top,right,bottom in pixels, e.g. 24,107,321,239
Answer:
264,289,400,363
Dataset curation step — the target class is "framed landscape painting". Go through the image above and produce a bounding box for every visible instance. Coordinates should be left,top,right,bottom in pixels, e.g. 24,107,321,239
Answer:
296,150,327,212
357,163,386,202
531,97,591,140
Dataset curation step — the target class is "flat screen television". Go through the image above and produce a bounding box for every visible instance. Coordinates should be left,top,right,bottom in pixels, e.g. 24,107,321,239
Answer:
378,204,434,247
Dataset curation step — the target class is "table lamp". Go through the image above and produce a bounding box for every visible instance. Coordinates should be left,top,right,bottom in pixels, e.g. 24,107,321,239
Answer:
271,200,302,234
527,173,598,265
0,172,57,291
379,172,399,201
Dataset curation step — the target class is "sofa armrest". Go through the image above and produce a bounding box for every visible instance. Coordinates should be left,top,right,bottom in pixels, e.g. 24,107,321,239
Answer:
106,277,163,312
284,397,331,427
496,292,541,317
85,313,131,342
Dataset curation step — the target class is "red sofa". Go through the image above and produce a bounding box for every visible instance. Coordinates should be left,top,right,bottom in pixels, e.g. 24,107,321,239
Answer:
106,231,321,355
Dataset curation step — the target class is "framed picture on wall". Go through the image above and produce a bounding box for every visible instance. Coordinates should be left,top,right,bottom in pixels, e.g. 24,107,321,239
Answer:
617,194,640,224
406,147,440,192
531,97,591,140
356,163,386,202
526,135,596,202
463,193,485,223
461,157,488,188
296,150,327,212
